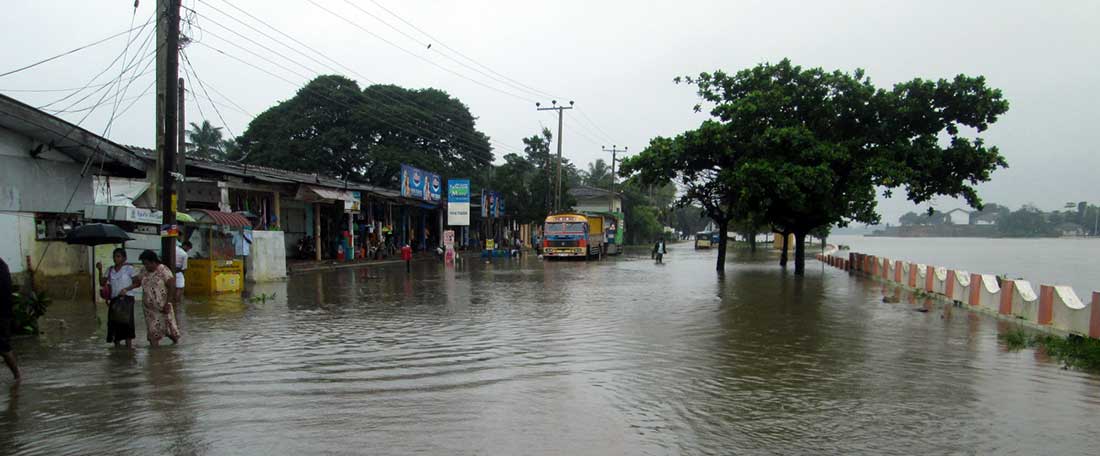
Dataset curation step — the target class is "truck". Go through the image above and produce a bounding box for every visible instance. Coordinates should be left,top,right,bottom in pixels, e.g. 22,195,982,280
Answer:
584,211,624,255
542,213,603,259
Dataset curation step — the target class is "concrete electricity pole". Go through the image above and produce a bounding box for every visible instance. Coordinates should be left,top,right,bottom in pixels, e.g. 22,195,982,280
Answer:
602,145,627,211
176,77,186,212
157,0,181,268
536,100,573,212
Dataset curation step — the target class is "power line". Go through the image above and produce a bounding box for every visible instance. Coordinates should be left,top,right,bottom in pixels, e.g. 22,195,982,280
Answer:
191,40,503,164
304,0,536,104
0,19,154,78
38,22,155,110
576,108,618,144
181,49,236,138
196,0,522,155
338,0,553,101
0,69,154,93
187,23,510,161
361,0,560,100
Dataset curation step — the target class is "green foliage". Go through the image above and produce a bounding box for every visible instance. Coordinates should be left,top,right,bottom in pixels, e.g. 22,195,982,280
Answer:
1000,329,1100,372
187,120,227,160
629,205,663,243
233,75,493,186
489,128,581,224
11,290,51,335
582,159,613,189
998,206,1052,237
625,59,1009,274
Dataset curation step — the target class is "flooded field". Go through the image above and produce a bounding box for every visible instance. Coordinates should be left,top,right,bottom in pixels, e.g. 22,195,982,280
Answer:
3,245,1099,455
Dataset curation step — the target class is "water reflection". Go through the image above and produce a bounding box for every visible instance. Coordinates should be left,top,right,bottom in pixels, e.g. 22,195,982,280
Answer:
1,247,1099,454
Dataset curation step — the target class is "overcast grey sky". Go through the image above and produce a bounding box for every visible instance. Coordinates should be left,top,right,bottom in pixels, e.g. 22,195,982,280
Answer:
2,0,1098,223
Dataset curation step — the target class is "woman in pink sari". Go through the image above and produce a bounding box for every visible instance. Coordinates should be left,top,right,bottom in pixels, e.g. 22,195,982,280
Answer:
136,250,180,346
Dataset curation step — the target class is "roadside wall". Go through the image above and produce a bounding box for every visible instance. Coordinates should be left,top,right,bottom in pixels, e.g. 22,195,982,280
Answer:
820,251,1100,339
245,230,287,283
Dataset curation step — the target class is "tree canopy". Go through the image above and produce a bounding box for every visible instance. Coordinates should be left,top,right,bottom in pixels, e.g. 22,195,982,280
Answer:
231,75,493,186
187,120,227,160
623,59,1009,273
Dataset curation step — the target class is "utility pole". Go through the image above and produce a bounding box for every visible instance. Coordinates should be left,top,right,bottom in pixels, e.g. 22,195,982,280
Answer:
536,100,573,212
176,77,186,213
157,0,180,268
602,145,627,212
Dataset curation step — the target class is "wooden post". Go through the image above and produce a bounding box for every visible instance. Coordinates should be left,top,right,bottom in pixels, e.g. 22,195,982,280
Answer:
969,273,982,307
272,191,281,230
313,203,322,261
999,280,1015,315
1038,285,1054,325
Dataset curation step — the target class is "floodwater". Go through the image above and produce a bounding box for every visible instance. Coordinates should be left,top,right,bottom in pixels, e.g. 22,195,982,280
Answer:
831,234,1100,295
2,246,1100,455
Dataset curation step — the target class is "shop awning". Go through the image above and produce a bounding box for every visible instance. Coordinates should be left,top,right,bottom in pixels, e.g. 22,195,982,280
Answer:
188,209,252,228
296,185,357,203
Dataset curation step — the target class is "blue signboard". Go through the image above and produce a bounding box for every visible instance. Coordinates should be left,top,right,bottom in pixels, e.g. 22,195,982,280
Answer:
480,190,504,218
401,164,441,203
447,179,470,226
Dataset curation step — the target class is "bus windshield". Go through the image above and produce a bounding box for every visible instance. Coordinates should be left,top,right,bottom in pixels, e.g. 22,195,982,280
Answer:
546,222,586,234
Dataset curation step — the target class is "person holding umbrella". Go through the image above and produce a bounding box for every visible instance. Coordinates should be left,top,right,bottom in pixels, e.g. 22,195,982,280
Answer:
96,248,137,348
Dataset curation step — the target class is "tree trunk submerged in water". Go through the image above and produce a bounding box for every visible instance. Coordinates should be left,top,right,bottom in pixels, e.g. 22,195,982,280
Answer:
794,231,807,275
778,231,789,268
716,220,729,272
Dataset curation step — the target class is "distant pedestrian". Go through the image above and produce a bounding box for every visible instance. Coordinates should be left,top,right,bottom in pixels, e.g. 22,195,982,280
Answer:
401,243,413,273
174,241,191,316
96,248,137,348
136,250,180,347
1,258,21,382
654,239,667,264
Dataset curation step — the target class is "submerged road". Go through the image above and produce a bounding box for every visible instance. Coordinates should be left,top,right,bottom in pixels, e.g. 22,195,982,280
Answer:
2,245,1099,454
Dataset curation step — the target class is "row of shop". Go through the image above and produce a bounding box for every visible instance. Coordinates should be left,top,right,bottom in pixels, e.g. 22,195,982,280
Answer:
1,92,526,299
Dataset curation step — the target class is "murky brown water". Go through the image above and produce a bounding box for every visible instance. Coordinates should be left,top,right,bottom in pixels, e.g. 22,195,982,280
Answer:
3,245,1100,455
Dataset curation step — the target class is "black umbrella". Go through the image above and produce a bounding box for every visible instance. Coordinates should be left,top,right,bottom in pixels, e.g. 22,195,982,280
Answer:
65,223,133,246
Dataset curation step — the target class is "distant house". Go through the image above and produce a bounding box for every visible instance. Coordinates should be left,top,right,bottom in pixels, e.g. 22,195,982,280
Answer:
1058,223,1085,237
944,208,972,225
567,185,622,213
971,211,998,225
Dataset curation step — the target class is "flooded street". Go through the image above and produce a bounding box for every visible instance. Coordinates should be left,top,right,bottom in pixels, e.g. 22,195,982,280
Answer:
3,245,1100,455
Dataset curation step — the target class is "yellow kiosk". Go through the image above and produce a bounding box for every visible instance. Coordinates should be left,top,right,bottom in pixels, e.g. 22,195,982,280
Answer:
183,209,251,294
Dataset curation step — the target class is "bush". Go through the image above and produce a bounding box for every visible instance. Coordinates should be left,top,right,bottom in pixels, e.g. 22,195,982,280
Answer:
11,289,51,335
1000,328,1100,372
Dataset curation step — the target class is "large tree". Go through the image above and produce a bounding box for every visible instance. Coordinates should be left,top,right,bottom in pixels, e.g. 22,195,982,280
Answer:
621,120,746,269
625,59,1009,274
232,75,494,185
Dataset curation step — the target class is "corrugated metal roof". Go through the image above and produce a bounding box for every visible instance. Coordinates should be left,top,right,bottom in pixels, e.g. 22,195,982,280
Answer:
189,209,252,228
0,94,147,171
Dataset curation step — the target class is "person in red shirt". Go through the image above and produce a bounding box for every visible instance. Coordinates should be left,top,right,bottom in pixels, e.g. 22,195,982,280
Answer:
401,243,413,273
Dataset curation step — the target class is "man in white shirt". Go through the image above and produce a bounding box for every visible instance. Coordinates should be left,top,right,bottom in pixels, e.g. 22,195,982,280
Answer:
174,241,191,309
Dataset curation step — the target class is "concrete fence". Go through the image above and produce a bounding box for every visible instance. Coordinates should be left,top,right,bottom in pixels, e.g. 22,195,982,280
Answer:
816,251,1100,339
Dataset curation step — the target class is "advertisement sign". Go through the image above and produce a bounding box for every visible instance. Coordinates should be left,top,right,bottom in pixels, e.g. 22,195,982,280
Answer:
344,191,362,212
446,179,470,226
400,164,442,203
480,190,504,218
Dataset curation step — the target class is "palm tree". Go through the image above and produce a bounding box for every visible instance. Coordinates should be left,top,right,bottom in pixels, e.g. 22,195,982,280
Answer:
584,159,612,188
187,120,225,160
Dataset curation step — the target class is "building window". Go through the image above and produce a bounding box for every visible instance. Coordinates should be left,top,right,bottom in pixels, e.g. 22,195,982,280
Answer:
35,213,83,241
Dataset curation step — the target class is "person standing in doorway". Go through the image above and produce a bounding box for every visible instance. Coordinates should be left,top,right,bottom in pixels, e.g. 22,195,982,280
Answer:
96,248,137,348
1,258,22,382
136,250,180,347
401,243,413,273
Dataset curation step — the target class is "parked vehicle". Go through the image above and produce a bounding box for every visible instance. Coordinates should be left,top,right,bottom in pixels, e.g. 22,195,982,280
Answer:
694,231,713,249
542,213,599,259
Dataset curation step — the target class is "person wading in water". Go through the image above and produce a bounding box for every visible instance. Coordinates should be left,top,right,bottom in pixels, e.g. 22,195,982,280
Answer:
135,250,180,347
1,258,21,382
97,248,137,348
